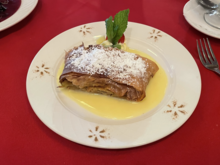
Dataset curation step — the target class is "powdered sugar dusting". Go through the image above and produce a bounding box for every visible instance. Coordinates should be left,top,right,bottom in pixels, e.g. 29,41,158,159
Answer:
65,45,148,81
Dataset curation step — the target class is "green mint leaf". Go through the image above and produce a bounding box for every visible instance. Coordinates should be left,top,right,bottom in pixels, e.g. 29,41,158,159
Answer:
113,24,119,38
112,9,129,45
105,16,114,42
112,44,121,49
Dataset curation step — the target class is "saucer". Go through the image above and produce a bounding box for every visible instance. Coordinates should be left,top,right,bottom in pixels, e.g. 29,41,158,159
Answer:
183,0,220,39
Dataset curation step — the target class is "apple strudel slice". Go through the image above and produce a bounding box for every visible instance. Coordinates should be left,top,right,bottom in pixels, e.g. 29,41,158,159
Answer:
59,44,159,101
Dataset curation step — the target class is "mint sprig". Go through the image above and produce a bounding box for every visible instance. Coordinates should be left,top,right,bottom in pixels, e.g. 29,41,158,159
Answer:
105,9,129,49
105,16,118,43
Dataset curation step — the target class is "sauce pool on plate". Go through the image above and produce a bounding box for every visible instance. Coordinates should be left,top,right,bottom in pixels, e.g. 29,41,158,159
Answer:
0,0,21,22
57,48,168,120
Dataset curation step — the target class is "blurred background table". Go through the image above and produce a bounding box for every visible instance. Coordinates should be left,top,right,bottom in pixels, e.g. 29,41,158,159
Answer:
0,0,220,164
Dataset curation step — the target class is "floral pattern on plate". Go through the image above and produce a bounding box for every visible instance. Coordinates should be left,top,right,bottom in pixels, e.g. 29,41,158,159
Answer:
33,63,50,78
88,126,110,142
79,25,92,36
164,100,187,120
149,29,162,42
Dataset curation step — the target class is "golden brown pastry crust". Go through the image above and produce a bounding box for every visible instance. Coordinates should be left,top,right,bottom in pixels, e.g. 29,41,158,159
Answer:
59,44,159,101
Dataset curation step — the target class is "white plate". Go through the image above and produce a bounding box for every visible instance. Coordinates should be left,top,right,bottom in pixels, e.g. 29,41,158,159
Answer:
26,22,201,149
183,0,220,39
0,0,38,31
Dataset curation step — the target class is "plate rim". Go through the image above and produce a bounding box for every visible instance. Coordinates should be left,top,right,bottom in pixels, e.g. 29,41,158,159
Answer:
26,21,202,149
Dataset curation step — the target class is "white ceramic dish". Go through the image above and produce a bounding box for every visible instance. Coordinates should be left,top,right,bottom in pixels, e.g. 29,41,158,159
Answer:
183,0,220,39
0,0,38,31
26,22,201,149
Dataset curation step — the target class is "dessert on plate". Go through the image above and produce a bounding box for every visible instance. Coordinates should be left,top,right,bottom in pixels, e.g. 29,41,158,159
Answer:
59,43,159,101
59,9,159,101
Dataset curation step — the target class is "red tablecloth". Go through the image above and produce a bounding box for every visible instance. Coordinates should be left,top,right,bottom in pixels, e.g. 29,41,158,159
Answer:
1,0,220,164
